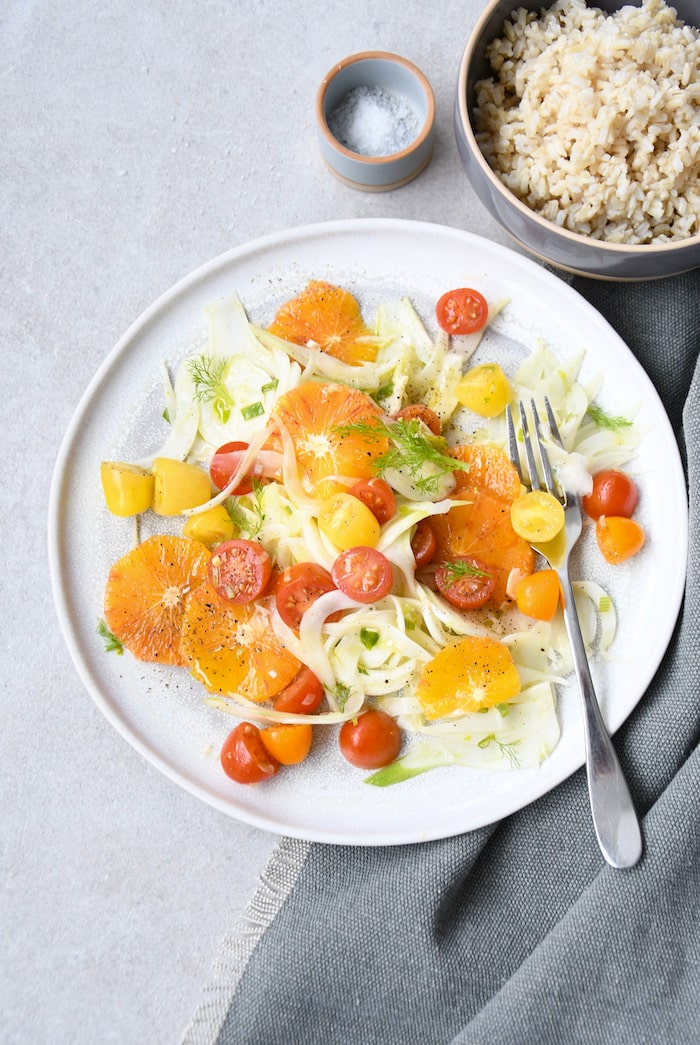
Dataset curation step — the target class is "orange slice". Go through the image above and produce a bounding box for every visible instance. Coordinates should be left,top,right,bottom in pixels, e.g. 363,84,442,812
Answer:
179,580,302,701
417,635,521,720
268,381,390,490
268,281,380,365
430,444,535,609
103,534,211,666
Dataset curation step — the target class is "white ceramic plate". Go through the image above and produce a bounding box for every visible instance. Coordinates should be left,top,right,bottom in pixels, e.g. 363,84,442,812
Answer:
48,219,687,845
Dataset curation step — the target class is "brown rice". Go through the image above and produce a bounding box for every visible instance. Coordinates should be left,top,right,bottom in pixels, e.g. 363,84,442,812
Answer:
473,0,700,244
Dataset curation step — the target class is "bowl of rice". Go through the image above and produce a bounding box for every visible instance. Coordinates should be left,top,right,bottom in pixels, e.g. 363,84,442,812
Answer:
455,0,700,279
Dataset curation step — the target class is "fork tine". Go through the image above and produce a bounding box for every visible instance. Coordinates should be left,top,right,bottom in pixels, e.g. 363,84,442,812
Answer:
505,404,523,483
518,401,541,491
544,396,564,446
530,399,557,497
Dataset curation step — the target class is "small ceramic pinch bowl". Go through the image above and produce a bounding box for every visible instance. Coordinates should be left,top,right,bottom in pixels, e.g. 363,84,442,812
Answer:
317,51,435,192
454,0,700,280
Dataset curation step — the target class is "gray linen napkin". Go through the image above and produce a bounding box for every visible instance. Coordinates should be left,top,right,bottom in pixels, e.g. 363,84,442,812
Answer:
184,270,700,1045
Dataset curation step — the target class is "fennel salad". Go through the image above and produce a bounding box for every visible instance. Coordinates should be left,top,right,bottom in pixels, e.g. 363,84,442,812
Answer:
98,280,644,788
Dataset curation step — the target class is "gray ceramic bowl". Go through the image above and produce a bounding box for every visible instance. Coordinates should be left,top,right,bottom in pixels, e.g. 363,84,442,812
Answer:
455,0,700,280
317,51,435,192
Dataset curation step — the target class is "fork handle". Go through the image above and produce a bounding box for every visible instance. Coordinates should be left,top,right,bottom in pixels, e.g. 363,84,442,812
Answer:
559,571,643,869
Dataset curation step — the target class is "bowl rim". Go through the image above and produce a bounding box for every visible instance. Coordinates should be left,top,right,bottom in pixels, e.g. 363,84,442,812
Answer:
316,50,436,166
456,0,700,257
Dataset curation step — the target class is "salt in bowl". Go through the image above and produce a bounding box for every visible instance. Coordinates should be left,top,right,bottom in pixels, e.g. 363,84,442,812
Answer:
317,51,435,192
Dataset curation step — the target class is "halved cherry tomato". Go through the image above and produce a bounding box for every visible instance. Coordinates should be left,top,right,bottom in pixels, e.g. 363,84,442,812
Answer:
514,569,561,621
349,477,396,526
220,722,279,784
455,363,513,418
339,709,402,769
209,441,259,495
275,562,337,630
434,556,496,610
318,492,381,550
435,288,489,336
208,539,272,604
394,404,442,436
583,469,639,520
596,516,646,564
510,490,565,543
260,723,313,765
272,666,325,714
331,547,393,603
411,518,437,569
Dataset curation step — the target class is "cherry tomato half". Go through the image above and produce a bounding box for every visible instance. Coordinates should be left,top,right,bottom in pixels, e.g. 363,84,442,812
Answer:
272,666,325,714
514,569,561,621
260,723,313,765
596,516,646,565
349,477,396,526
339,709,402,769
331,546,393,604
220,722,279,784
208,539,272,604
411,518,437,569
275,562,337,631
434,556,496,610
209,441,260,496
583,469,639,520
435,288,489,336
394,404,442,436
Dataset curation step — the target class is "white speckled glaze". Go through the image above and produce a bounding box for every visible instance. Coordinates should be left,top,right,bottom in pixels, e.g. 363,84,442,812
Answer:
316,51,435,191
454,0,700,280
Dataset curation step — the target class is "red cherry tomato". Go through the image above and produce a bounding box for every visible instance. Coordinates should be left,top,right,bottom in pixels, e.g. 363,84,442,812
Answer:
349,477,396,526
208,539,272,604
435,288,489,336
411,518,437,569
394,404,442,436
275,562,337,631
272,666,325,714
339,709,402,769
331,547,393,604
220,722,279,784
434,556,496,610
582,469,639,520
209,441,261,495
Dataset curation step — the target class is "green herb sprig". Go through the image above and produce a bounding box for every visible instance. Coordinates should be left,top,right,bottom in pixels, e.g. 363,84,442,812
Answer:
187,355,234,424
335,416,468,497
586,404,633,432
97,618,123,655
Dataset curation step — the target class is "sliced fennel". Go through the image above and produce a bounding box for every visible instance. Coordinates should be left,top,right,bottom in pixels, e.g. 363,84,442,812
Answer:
367,682,560,785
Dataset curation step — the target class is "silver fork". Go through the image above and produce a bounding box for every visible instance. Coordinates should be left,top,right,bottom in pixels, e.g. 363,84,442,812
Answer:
507,397,642,869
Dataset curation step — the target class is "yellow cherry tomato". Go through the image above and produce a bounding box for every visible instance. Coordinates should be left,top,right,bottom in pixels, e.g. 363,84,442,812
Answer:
318,492,381,550
510,490,565,543
260,723,313,765
182,504,235,546
514,569,562,621
455,364,513,418
152,457,212,516
596,516,645,564
100,461,155,517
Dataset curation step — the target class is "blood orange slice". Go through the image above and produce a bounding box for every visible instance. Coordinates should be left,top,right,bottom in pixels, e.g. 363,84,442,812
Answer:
103,534,211,666
268,281,381,365
430,444,534,609
180,581,302,702
269,381,389,490
417,635,521,719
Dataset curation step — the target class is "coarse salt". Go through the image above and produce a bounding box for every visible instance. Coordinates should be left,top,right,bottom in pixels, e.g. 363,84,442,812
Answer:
327,85,421,157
